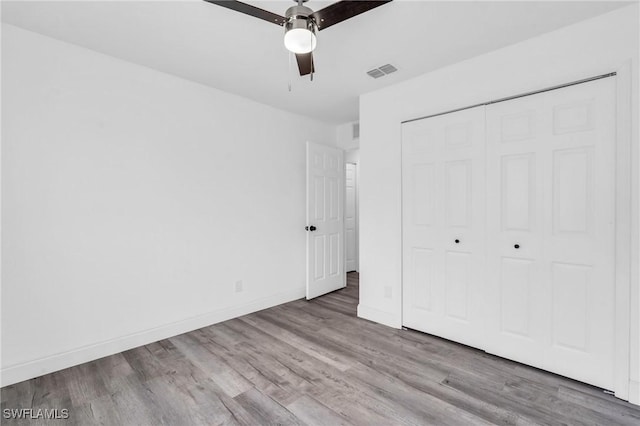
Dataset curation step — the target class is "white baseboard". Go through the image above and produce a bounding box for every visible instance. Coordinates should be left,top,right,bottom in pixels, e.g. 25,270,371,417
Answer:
357,303,401,329
1,288,305,387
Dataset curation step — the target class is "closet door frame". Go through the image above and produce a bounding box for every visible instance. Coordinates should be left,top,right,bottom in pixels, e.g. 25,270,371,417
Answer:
612,61,632,401
399,61,633,401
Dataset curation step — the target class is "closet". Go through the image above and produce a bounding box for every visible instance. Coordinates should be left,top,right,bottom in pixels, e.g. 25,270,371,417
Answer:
401,76,617,391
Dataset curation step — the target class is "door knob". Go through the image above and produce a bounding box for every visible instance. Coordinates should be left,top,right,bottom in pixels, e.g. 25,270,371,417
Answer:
514,244,520,249
305,226,317,231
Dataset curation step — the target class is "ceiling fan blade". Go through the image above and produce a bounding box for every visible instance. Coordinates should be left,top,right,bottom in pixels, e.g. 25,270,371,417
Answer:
203,0,286,26
296,53,315,76
311,1,392,31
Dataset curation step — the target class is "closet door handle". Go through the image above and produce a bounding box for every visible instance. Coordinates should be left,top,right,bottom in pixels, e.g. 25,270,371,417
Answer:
454,239,460,244
514,244,520,249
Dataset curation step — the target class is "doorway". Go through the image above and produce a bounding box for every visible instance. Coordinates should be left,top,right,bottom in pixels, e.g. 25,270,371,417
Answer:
345,162,358,273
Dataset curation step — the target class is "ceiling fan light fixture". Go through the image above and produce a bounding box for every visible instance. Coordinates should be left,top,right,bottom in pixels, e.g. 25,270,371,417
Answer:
284,26,317,54
284,4,317,54
207,0,393,77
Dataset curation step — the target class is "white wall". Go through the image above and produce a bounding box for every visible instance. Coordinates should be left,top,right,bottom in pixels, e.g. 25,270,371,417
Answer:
344,149,360,165
359,4,639,401
1,24,336,386
336,122,360,163
336,121,360,152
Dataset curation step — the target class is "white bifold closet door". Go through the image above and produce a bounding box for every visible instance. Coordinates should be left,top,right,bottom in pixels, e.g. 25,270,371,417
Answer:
401,106,486,350
485,77,616,390
402,76,617,391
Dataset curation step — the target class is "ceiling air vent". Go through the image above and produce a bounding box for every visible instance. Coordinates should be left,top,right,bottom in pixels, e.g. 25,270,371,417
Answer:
379,64,397,74
366,68,385,79
367,63,398,79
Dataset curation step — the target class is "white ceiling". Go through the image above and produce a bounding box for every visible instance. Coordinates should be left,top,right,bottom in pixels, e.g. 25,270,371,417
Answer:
1,0,632,124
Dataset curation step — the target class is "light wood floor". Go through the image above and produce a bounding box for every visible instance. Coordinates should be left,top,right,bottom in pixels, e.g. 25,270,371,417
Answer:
2,272,640,425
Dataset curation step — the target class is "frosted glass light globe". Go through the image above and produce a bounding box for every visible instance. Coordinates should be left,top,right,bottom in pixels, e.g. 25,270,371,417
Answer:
284,28,317,54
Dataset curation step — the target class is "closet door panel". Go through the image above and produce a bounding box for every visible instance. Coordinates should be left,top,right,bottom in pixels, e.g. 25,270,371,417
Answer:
486,98,546,365
402,106,485,349
403,120,445,324
486,77,616,390
542,79,616,389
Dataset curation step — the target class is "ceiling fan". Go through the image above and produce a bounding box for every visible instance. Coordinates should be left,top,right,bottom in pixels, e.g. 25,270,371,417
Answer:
204,0,392,78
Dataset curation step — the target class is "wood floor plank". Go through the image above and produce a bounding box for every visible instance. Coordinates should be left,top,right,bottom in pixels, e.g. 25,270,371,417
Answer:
557,385,640,424
286,395,350,426
3,272,640,425
306,386,413,426
238,315,354,372
107,378,167,425
443,371,577,426
120,346,169,383
170,333,253,398
234,388,303,426
61,361,110,407
73,394,123,426
191,333,302,407
347,362,515,426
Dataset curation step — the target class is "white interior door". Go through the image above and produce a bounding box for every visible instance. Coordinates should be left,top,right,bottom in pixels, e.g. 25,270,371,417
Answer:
485,77,616,390
345,163,358,272
306,142,345,299
401,106,486,349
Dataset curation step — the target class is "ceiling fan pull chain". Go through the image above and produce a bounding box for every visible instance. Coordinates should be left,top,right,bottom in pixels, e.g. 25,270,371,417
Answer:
288,51,292,92
310,27,314,82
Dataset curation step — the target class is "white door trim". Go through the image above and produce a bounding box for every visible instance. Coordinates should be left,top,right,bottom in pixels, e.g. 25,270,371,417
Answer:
345,162,359,273
614,60,633,401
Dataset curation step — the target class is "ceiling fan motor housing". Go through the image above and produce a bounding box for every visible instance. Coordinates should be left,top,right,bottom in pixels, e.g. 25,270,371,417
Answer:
284,5,317,35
